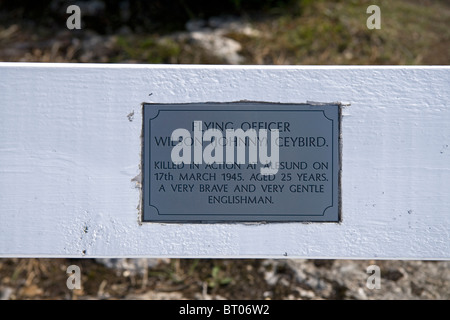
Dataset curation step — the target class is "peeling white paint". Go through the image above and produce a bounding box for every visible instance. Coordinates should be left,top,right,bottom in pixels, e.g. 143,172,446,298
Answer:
0,63,449,259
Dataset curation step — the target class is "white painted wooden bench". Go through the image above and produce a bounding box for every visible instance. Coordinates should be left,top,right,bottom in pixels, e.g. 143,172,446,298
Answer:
1,63,449,259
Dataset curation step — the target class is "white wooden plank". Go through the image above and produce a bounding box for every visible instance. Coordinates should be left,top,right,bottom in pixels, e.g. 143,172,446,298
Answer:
0,63,449,259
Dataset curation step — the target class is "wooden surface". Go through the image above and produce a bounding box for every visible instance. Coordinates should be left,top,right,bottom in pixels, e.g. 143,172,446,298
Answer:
0,63,449,259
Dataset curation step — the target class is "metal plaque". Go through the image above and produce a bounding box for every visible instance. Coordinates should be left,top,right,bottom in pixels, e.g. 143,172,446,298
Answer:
142,103,340,222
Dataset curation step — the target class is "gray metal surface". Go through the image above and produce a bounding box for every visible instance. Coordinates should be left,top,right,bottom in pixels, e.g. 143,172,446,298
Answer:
143,103,340,222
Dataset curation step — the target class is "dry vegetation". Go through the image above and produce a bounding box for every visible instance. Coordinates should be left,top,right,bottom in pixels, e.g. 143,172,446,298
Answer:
0,0,448,64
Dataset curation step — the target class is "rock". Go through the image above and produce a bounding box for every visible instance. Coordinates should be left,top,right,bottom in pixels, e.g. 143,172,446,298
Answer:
0,286,13,300
294,287,315,299
175,15,262,64
262,260,280,286
285,259,450,300
126,290,185,300
95,258,168,276
193,31,243,64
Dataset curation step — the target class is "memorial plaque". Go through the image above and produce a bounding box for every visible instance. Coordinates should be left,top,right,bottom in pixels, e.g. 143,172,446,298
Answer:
142,103,340,222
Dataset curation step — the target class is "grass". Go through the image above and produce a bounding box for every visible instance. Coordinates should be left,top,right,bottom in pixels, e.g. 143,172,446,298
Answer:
105,0,448,65
112,36,182,64
231,0,449,65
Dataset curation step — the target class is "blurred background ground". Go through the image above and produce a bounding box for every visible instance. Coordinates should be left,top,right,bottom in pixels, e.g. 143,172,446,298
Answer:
1,258,449,300
0,0,449,300
1,0,449,64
